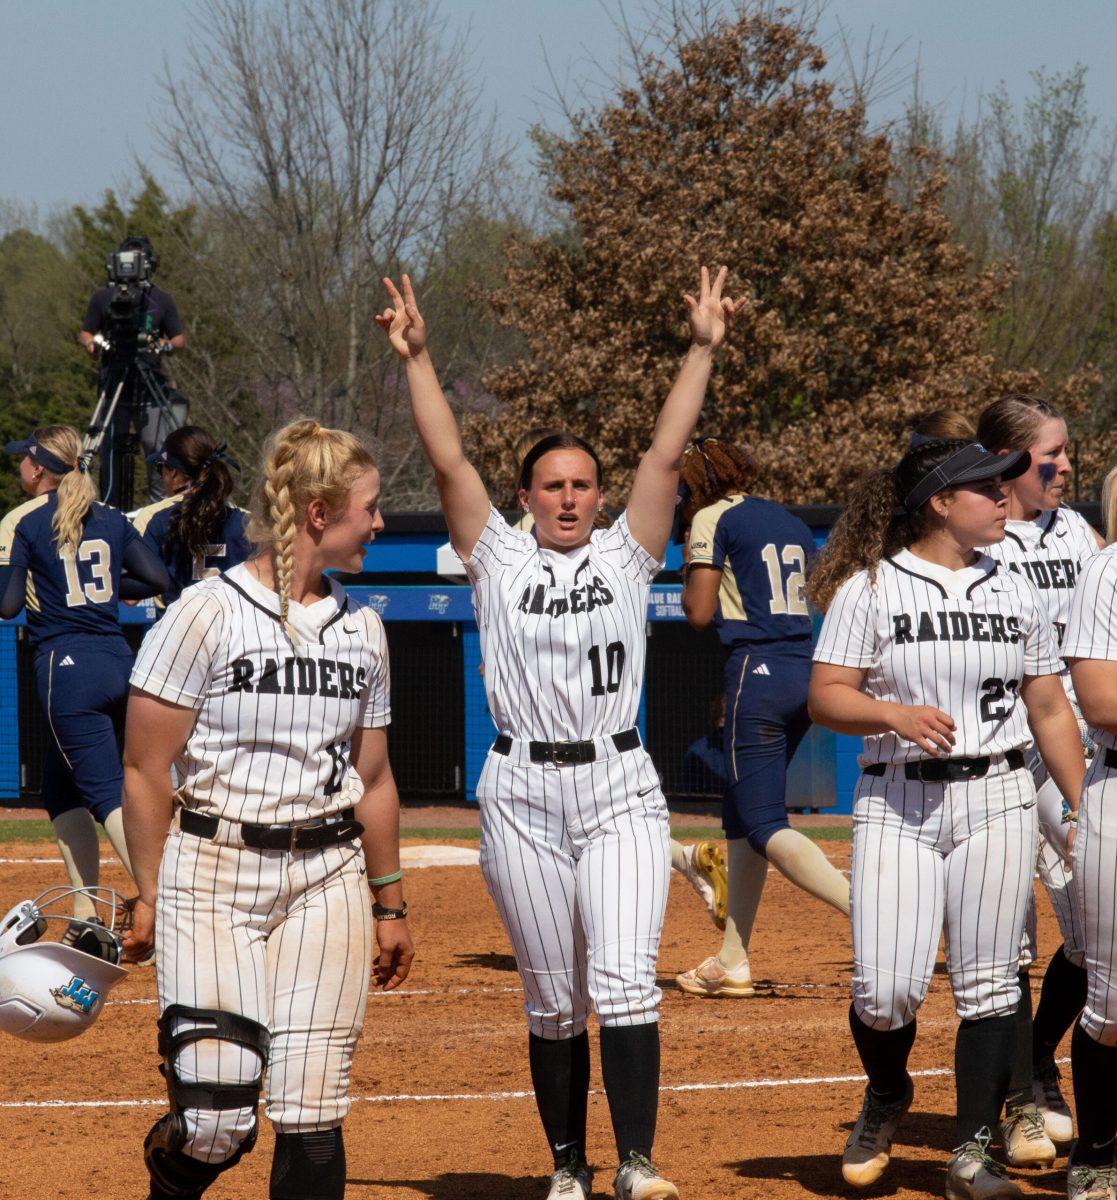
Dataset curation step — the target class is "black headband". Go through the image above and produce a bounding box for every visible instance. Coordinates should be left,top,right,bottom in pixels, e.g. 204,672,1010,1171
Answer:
899,443,1030,514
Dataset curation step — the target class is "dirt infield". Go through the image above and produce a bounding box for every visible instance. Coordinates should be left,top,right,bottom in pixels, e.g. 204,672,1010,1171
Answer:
0,836,1073,1200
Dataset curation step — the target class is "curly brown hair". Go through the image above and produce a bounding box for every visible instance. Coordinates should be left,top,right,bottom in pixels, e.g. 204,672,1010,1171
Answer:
806,440,971,612
679,437,757,528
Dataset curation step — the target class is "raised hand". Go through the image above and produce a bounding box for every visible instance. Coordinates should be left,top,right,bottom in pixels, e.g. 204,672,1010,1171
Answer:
374,274,427,359
684,265,747,351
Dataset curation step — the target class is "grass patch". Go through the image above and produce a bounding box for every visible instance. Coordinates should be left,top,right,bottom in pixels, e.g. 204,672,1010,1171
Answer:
0,819,97,843
0,819,850,846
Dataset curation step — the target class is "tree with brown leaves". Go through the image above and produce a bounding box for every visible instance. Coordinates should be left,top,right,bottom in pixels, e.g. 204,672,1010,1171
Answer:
468,6,1099,503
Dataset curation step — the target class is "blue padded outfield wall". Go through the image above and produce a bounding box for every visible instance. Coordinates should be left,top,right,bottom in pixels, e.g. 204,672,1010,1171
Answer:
0,509,874,810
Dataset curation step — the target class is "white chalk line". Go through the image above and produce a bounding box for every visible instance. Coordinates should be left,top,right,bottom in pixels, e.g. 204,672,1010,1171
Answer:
5,1060,1069,1112
105,978,852,1009
110,986,527,1007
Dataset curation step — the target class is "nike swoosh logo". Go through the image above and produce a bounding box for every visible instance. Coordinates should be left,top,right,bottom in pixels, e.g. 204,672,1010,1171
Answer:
637,785,657,797
342,625,360,634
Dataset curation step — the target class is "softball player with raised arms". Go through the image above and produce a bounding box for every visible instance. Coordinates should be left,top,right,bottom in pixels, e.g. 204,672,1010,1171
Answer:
807,438,1084,1199
975,396,1103,1159
1060,545,1117,1200
376,267,742,1200
121,420,413,1200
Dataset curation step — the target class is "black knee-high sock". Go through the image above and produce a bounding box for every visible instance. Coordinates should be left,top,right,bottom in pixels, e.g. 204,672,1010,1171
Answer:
1004,970,1034,1111
599,1024,660,1163
848,1006,916,1102
955,1015,1016,1145
1034,947,1089,1063
1071,1023,1117,1167
529,1031,590,1168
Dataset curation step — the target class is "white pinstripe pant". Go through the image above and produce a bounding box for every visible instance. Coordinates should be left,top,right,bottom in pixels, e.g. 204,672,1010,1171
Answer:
1018,747,1087,968
1075,754,1117,1045
477,742,671,1039
851,765,1037,1029
155,822,372,1162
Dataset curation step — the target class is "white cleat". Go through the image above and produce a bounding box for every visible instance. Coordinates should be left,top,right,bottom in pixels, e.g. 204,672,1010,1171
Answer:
841,1078,914,1188
675,955,755,998
1067,1163,1117,1200
1001,1105,1056,1168
613,1154,679,1200
547,1152,592,1200
1034,1058,1075,1145
946,1130,1023,1200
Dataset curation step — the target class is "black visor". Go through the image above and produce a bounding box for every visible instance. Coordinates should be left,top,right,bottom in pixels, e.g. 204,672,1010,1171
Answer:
145,447,196,477
900,443,1030,514
4,436,75,477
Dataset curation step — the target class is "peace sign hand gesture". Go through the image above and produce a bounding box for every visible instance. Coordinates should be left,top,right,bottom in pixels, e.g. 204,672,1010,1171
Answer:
375,275,427,359
685,265,746,352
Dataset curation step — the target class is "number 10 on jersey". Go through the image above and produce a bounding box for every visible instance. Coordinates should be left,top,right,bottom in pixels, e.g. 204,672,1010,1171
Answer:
588,642,626,696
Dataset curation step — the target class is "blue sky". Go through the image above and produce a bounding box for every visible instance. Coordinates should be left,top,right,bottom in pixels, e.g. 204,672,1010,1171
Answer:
2,1,1114,217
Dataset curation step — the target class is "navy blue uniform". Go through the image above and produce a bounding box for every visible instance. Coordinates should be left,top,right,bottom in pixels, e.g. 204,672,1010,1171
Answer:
0,495,160,822
687,495,814,852
132,494,252,610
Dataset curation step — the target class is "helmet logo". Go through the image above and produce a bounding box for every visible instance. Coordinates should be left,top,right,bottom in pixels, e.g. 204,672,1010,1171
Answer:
50,976,100,1014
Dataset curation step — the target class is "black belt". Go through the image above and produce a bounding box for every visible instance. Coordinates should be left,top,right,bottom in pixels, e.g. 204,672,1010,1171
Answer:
1104,749,1117,770
863,749,1025,783
492,728,641,765
180,807,363,851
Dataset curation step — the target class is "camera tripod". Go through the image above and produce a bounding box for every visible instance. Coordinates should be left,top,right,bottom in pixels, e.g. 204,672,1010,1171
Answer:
84,340,185,510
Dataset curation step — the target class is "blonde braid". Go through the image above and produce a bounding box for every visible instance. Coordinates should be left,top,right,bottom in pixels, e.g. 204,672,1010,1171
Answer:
249,418,377,641
265,427,314,640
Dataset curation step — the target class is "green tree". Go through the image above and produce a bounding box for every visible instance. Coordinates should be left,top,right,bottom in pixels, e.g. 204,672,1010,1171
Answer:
0,220,89,512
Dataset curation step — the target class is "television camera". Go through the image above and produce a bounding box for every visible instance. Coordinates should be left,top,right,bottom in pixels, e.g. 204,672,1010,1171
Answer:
83,244,185,509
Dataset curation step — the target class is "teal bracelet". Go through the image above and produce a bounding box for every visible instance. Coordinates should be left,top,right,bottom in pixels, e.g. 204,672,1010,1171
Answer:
368,868,403,887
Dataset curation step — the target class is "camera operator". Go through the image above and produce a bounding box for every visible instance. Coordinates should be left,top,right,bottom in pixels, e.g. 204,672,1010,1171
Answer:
79,235,187,505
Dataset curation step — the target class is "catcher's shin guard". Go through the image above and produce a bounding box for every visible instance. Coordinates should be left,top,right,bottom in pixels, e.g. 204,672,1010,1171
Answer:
144,1117,226,1200
145,1004,269,1196
270,1129,346,1199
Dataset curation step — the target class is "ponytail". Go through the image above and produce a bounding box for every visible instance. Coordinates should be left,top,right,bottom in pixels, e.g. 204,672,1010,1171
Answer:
161,427,237,563
33,426,94,556
249,419,376,640
679,438,757,529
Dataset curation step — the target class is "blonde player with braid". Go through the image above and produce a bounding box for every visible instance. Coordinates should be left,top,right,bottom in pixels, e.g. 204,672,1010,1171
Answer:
122,419,412,1200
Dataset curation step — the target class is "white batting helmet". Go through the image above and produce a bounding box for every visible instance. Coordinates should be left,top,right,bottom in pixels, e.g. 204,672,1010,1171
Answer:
0,887,127,1043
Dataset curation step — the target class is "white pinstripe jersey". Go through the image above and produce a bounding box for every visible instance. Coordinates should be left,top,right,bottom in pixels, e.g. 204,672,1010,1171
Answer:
983,507,1099,647
464,505,662,742
814,547,1062,764
1063,545,1117,751
130,562,390,823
